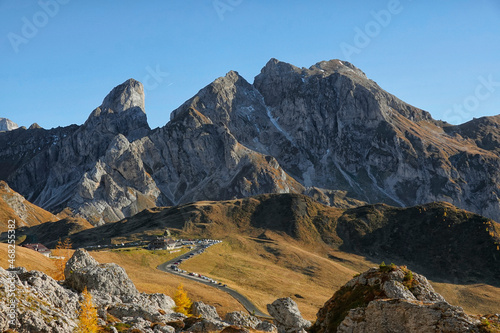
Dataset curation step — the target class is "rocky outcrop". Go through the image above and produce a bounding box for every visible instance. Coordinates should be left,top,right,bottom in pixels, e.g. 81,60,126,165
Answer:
338,299,480,333
0,266,79,332
267,298,311,333
309,265,485,333
191,301,221,320
64,248,140,302
187,318,230,333
0,249,182,332
224,311,277,332
0,118,19,131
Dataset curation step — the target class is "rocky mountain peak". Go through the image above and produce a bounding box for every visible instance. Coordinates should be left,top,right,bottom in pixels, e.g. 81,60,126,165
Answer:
100,78,145,114
0,118,19,132
84,78,149,139
257,58,302,79
28,123,42,130
309,59,368,79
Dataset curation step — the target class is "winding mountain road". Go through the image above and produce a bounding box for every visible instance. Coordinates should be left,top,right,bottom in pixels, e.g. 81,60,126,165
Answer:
157,245,271,319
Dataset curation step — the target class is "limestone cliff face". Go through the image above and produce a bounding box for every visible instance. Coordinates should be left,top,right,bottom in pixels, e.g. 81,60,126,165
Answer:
2,77,299,224
6,79,157,224
252,59,500,220
1,59,499,223
0,118,19,132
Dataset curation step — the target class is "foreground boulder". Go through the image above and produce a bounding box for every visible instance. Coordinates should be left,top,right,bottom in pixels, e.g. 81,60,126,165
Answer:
0,267,79,332
65,248,140,302
267,297,311,333
0,249,181,332
225,311,277,332
191,301,221,320
309,265,488,333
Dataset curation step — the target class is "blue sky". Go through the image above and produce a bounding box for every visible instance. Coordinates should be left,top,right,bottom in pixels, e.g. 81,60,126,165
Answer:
1,0,499,129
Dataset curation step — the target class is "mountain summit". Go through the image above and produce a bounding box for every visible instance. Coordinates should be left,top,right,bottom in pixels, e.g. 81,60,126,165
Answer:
0,118,19,132
0,59,499,223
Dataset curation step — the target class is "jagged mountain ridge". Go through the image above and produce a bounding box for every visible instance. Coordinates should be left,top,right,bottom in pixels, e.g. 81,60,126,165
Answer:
1,58,499,223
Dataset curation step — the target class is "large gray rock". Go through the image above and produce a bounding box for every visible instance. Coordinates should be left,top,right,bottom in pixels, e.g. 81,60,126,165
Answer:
224,311,261,328
310,265,483,333
0,251,179,332
187,318,230,333
267,298,311,333
0,267,78,332
107,303,182,324
191,301,220,320
64,249,139,302
337,299,480,333
224,311,278,332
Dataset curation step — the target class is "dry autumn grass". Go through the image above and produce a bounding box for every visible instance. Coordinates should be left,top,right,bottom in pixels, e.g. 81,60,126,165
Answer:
1,235,499,320
89,248,247,316
0,181,58,232
179,233,375,320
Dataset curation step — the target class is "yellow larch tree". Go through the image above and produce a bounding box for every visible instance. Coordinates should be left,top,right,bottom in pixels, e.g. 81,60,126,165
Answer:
75,287,99,333
173,284,192,316
53,238,72,280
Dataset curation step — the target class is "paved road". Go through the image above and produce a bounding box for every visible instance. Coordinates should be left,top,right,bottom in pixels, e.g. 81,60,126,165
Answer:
157,245,272,319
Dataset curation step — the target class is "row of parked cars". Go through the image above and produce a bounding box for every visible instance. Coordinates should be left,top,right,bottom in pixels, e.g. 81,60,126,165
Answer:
168,239,226,287
86,241,144,249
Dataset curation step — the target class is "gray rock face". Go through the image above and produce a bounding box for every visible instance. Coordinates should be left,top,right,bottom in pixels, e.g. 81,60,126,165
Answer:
224,311,261,328
64,248,139,302
188,318,230,333
191,301,221,320
337,300,480,333
343,267,446,303
0,267,79,332
223,311,278,332
310,266,483,333
0,118,19,131
1,59,499,224
0,249,180,332
267,298,311,333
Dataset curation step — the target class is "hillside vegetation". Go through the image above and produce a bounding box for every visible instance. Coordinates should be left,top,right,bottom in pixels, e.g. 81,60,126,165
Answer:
0,181,58,231
4,193,499,317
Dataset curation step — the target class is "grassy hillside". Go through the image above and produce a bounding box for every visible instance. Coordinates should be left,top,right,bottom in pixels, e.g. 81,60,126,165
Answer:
0,243,60,279
66,194,500,284
0,216,94,247
7,193,500,317
0,181,58,231
337,201,500,286
89,248,246,316
0,244,245,316
178,233,374,320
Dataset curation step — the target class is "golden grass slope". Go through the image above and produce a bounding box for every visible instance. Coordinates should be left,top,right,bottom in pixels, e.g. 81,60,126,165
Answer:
0,181,58,231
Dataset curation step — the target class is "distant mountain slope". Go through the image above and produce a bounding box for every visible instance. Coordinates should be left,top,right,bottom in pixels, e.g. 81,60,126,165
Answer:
61,193,500,286
0,118,18,132
0,181,58,231
0,59,499,223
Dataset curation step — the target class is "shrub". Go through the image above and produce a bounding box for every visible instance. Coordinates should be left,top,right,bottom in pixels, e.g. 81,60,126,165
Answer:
379,262,397,272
